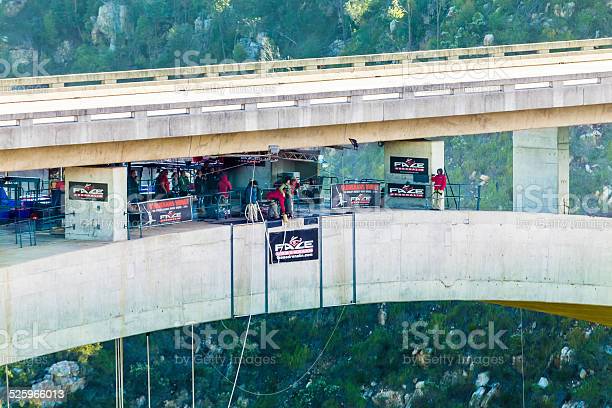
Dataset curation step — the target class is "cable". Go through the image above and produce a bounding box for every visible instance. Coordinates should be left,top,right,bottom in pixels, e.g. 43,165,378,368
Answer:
5,364,10,408
227,162,258,407
211,305,347,397
146,334,151,408
191,324,195,408
520,309,526,408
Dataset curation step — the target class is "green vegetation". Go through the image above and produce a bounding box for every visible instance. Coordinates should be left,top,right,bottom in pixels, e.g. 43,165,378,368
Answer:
2,302,609,407
0,0,610,75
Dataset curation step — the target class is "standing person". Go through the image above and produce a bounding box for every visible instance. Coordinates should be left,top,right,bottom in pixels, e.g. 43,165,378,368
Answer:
194,169,207,209
155,169,170,199
178,170,190,197
217,173,232,199
431,168,447,210
50,178,63,214
243,180,260,222
171,171,180,197
127,169,141,203
279,176,293,218
290,178,300,215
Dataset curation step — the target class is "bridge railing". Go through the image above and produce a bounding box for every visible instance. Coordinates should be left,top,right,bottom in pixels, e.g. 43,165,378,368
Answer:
0,70,609,126
0,38,610,91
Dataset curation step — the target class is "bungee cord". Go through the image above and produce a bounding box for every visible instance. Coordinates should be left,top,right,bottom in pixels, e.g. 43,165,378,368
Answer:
227,161,258,407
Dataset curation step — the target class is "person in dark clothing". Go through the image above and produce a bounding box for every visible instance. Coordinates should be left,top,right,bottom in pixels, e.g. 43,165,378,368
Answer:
243,180,260,222
127,169,141,203
178,170,190,197
194,169,207,208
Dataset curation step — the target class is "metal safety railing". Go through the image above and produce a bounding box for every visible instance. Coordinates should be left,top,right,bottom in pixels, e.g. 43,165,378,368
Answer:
126,191,244,239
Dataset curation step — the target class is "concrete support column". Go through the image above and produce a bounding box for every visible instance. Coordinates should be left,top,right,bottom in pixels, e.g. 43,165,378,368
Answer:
513,127,570,213
384,140,444,209
64,166,128,241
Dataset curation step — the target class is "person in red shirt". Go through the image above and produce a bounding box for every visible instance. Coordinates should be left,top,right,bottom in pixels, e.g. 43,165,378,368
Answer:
431,168,447,210
217,173,232,199
266,188,286,220
155,169,170,199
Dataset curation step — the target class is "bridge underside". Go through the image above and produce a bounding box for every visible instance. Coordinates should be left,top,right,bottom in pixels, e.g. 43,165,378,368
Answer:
490,302,612,326
1,104,611,171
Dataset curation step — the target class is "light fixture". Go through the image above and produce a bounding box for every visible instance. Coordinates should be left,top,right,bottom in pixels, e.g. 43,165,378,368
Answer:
268,144,280,155
349,138,359,150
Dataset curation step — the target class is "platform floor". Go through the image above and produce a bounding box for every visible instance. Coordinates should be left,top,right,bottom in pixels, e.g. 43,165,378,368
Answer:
0,220,223,269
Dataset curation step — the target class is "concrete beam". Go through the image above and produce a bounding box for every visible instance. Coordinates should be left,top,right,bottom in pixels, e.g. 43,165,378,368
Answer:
0,104,610,172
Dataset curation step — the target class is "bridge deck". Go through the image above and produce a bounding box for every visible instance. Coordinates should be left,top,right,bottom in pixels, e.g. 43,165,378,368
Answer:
1,52,610,116
0,221,218,268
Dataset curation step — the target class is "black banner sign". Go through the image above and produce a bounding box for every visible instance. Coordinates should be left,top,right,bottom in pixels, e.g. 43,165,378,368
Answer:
138,196,193,227
390,156,429,174
68,182,108,201
269,228,319,263
387,183,427,198
331,183,381,209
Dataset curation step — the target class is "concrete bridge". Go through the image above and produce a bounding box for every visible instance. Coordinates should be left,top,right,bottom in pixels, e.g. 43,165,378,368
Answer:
1,210,610,364
1,38,611,172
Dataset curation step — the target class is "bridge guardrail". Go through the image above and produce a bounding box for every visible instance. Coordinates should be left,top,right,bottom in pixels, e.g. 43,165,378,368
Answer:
0,38,610,91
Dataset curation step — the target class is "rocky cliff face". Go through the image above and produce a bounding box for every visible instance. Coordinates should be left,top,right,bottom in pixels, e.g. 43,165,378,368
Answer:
91,2,129,51
0,0,28,17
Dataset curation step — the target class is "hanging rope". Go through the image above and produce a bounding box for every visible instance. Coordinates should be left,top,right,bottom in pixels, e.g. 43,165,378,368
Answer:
520,309,526,408
5,364,10,408
146,334,152,408
210,305,347,397
191,324,195,408
227,162,258,407
115,339,118,408
115,338,124,408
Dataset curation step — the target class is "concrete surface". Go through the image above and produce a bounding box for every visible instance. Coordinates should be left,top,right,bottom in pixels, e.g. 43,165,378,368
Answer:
513,127,570,213
0,210,610,364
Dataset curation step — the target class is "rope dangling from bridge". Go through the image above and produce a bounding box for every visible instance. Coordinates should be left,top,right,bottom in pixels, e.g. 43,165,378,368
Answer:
227,162,259,407
4,365,10,407
519,309,526,408
146,333,152,408
115,338,124,408
191,324,196,408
